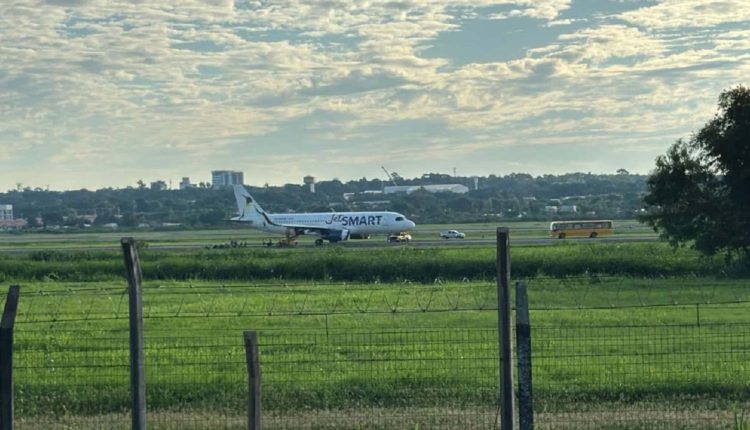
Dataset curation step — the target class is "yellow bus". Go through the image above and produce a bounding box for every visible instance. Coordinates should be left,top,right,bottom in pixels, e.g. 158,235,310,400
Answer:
550,220,614,239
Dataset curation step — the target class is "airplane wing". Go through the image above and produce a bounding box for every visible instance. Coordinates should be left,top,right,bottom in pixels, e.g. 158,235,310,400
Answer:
277,222,348,237
259,214,350,239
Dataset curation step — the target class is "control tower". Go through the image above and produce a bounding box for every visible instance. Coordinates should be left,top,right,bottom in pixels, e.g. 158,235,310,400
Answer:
304,175,316,193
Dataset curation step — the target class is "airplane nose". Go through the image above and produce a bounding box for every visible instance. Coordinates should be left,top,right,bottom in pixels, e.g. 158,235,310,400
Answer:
407,220,416,229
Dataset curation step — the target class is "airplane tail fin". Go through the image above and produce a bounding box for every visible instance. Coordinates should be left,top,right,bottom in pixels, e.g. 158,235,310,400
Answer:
233,185,267,222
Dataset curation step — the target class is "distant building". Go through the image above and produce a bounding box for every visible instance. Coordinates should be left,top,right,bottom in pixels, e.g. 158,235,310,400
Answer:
179,177,195,190
0,204,12,220
150,180,168,191
544,206,558,214
0,219,27,230
211,171,244,189
304,175,316,193
79,214,97,224
95,205,120,218
353,200,391,208
558,205,579,214
383,184,469,195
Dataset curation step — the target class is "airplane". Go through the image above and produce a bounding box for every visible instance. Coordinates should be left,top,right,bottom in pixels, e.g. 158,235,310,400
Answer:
231,185,416,246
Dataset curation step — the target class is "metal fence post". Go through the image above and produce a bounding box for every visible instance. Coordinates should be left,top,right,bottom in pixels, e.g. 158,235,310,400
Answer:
244,331,261,430
121,238,147,430
497,228,515,430
516,281,534,430
1,285,20,430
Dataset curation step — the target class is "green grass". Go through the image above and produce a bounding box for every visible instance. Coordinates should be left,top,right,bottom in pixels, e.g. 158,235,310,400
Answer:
6,275,750,429
2,236,749,429
0,241,741,284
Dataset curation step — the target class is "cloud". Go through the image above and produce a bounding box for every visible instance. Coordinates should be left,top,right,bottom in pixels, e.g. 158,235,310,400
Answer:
520,0,572,20
486,0,572,21
620,0,750,29
555,25,665,63
0,0,748,188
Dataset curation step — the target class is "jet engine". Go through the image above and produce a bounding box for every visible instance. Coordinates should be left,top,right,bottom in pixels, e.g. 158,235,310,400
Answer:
324,229,350,243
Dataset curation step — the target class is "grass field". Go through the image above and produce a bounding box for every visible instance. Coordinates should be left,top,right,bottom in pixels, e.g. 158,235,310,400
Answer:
0,241,744,284
2,234,750,429
8,276,750,429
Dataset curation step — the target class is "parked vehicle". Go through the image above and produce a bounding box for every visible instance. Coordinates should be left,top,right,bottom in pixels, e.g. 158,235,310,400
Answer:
440,230,466,239
387,232,412,243
550,220,614,239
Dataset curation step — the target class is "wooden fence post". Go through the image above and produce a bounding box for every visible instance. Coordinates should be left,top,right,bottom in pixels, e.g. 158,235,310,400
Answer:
496,228,515,430
121,238,147,430
244,331,261,430
1,285,20,430
516,281,534,430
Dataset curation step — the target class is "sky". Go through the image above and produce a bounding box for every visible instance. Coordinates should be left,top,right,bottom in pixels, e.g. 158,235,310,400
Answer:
1,0,749,191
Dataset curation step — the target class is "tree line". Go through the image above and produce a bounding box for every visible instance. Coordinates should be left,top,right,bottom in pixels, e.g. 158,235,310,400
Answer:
1,172,646,228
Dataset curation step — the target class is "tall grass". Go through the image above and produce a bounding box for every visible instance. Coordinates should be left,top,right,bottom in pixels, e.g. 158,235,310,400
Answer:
0,243,741,282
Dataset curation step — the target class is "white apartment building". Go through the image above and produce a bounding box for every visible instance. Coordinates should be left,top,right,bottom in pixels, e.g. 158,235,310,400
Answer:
211,171,244,189
0,204,13,220
0,205,13,221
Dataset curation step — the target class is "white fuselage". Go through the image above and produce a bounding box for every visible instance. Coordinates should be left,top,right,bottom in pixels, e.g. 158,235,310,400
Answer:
231,185,416,241
252,211,414,236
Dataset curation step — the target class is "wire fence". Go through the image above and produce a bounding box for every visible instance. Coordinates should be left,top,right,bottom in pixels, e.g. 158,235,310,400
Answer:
258,329,500,429
14,329,248,430
6,278,750,429
531,323,750,430
8,276,750,325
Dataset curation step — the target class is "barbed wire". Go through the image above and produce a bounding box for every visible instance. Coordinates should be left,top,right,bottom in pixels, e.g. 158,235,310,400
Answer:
7,276,750,326
13,299,750,326
5,272,735,294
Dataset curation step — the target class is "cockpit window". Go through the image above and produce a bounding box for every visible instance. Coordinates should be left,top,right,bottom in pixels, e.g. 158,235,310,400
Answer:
395,216,404,221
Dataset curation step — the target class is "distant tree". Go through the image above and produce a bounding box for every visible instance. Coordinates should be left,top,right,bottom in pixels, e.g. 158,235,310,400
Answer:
41,211,64,226
640,85,750,257
198,209,228,225
0,167,650,227
25,216,40,228
447,195,474,212
390,172,404,184
120,212,140,227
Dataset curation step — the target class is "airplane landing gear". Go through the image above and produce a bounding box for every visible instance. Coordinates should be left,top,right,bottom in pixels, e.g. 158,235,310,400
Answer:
276,234,299,247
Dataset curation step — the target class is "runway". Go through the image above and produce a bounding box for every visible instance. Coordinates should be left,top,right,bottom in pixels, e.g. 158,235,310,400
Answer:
0,233,660,253
313,234,659,249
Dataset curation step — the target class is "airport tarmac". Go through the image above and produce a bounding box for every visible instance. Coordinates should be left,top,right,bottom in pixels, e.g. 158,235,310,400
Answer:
0,233,659,253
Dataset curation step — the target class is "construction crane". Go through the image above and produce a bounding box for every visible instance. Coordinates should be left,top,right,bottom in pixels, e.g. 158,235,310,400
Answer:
381,166,398,186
